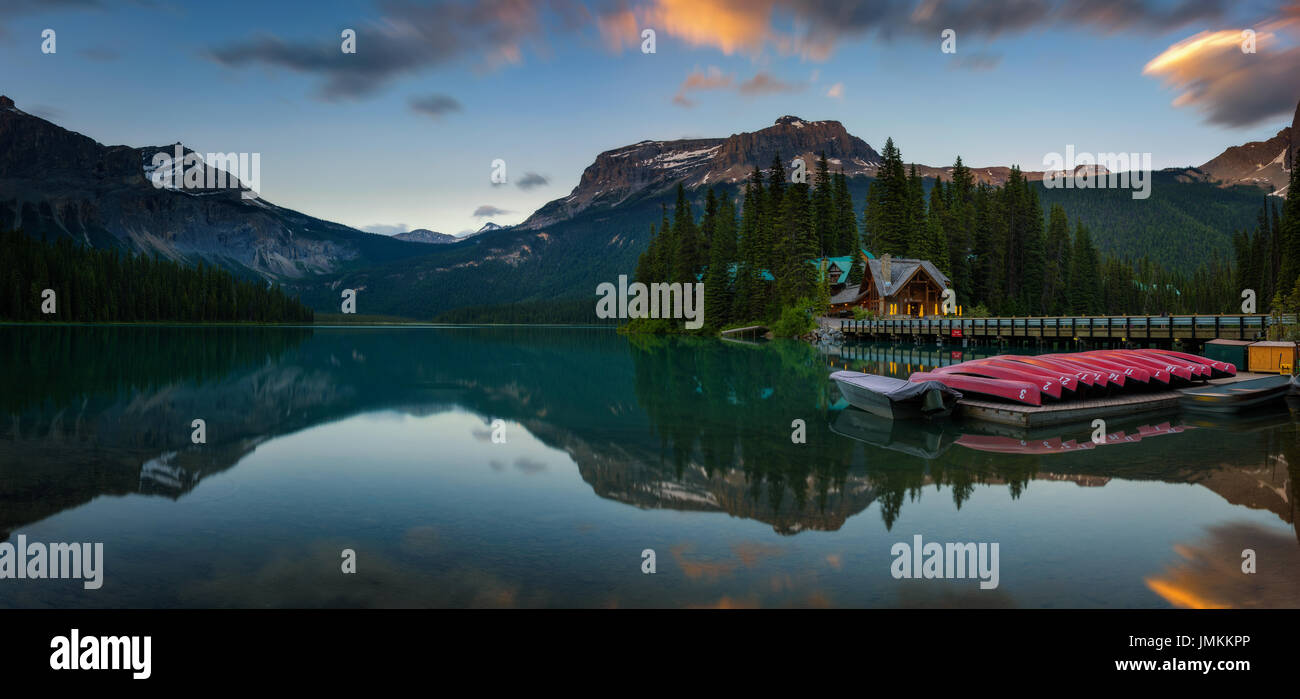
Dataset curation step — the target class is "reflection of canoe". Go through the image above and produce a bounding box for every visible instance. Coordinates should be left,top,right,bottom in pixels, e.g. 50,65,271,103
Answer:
830,408,957,459
1178,375,1292,413
956,434,1096,455
830,371,961,419
910,370,1041,406
954,420,1187,455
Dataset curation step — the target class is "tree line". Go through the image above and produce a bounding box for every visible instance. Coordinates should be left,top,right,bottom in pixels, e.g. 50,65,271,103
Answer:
632,136,1300,331
0,229,314,323
634,154,860,332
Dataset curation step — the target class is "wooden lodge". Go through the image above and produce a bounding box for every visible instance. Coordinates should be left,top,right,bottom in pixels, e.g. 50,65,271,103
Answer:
827,252,951,317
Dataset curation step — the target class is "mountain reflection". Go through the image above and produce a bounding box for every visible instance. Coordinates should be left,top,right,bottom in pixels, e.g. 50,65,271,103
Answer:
1,327,1297,543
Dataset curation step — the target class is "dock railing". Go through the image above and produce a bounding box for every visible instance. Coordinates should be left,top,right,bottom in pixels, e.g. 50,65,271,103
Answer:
838,314,1295,342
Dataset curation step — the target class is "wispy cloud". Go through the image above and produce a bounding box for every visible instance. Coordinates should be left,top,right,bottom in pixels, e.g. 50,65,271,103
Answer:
205,0,555,100
825,81,844,98
738,71,804,95
515,172,549,190
473,205,511,217
672,65,733,106
79,46,120,61
361,223,410,235
409,93,462,120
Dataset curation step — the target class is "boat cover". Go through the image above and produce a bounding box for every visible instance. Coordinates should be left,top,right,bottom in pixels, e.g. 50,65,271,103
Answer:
831,371,963,410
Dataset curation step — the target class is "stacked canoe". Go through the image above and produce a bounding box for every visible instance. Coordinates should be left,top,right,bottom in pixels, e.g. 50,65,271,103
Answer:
908,349,1236,407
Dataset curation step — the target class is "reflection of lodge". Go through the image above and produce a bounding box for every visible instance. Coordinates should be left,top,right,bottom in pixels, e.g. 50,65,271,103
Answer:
829,252,952,317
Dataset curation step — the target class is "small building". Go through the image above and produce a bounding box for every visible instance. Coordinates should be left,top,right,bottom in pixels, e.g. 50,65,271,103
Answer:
829,252,951,317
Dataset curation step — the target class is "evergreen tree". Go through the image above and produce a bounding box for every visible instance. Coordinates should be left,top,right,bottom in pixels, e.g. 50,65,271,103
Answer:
1042,204,1073,314
812,152,833,256
1068,221,1101,314
670,183,699,283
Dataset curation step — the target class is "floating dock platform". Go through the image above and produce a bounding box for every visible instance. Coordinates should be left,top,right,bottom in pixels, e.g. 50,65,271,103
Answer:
958,372,1278,428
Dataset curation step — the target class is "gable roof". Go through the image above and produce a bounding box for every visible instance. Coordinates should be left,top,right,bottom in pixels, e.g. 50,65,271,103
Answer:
864,256,950,298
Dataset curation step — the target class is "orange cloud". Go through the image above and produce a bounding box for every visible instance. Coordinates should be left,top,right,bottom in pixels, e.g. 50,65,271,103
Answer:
1143,9,1300,126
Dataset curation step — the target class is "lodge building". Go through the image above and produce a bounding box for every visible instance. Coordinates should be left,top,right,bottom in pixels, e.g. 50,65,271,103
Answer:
824,251,951,317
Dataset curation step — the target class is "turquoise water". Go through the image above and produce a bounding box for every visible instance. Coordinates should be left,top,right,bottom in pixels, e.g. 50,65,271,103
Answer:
1,326,1296,608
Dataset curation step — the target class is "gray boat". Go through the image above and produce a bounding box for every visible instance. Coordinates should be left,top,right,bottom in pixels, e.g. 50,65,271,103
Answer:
1178,375,1292,413
830,370,962,419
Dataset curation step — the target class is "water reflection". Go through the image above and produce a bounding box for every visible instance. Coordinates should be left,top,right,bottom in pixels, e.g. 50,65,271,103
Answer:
1,327,1297,607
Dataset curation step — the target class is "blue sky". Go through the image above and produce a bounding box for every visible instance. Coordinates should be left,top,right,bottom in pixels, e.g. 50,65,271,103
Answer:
3,0,1299,236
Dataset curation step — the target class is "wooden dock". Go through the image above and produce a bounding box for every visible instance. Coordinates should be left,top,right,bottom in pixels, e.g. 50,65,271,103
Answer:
840,314,1291,347
957,372,1278,428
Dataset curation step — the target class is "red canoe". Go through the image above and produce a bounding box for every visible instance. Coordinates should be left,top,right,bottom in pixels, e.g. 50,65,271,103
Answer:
967,358,1081,394
1044,354,1128,389
934,363,1063,399
1054,353,1153,384
1087,350,1194,382
1134,349,1234,378
995,355,1103,387
909,371,1042,406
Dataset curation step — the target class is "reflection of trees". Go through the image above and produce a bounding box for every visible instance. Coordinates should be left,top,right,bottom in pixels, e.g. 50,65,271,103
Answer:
629,336,855,522
0,325,314,415
628,335,1054,528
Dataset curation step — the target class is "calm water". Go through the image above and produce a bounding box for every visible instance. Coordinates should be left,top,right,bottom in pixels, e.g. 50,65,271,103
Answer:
1,325,1297,608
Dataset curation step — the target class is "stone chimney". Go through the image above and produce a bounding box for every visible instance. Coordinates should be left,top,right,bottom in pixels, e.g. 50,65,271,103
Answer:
881,254,892,289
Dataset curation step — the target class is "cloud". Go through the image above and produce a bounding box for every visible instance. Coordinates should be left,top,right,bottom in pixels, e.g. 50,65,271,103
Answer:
205,0,553,100
513,457,547,474
597,0,1232,63
79,46,120,61
948,52,1003,70
825,81,844,98
473,205,512,217
672,65,733,107
1143,8,1300,127
738,71,805,94
361,223,410,235
409,93,462,119
515,172,549,189
672,66,804,105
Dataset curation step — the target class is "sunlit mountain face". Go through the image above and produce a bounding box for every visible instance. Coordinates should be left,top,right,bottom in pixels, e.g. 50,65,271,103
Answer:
3,327,1296,608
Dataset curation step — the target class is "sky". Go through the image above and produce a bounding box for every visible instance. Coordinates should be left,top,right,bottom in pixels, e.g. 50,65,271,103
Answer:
3,0,1300,237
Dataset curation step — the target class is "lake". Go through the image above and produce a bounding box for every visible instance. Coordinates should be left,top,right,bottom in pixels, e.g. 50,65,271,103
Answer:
1,325,1296,608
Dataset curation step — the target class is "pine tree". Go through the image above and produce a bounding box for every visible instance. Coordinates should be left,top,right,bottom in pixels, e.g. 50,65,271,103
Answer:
812,152,833,256
1279,164,1300,294
1043,204,1073,314
1068,221,1101,314
670,183,699,284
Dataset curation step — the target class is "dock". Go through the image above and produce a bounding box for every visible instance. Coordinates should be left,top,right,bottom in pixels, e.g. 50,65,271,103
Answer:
956,372,1279,428
839,314,1292,347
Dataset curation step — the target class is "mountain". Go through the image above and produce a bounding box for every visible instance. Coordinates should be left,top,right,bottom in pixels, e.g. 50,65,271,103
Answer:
1195,126,1292,193
521,116,882,228
393,228,458,244
0,95,426,279
0,98,1274,318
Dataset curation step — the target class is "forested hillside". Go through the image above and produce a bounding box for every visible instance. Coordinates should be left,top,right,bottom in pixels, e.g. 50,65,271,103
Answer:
0,230,314,322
